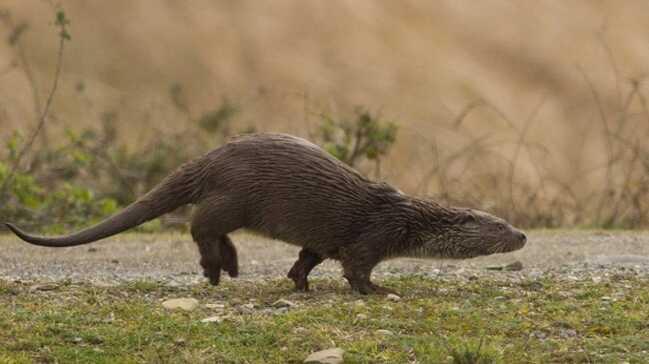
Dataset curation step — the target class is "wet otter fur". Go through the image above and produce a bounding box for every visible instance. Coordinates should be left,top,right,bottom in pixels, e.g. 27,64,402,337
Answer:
5,133,527,294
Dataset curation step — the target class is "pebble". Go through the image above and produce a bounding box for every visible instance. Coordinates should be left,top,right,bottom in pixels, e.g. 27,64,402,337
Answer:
304,348,344,364
505,261,524,271
273,299,297,308
29,283,59,291
386,293,401,302
530,331,547,340
200,316,223,324
162,298,199,311
559,328,577,338
205,303,225,310
376,329,394,336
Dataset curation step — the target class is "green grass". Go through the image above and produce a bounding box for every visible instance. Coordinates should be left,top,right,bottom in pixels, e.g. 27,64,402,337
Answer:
1,275,649,363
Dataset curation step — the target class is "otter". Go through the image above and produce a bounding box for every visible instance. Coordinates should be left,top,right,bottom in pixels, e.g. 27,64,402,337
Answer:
5,133,526,294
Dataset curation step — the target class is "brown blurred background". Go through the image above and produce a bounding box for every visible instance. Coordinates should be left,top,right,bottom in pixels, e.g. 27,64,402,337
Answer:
2,1,649,228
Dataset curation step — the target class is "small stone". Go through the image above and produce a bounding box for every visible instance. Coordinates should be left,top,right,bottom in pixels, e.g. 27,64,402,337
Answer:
162,298,199,311
93,281,115,288
304,348,344,364
200,316,223,324
238,303,256,313
559,328,577,338
486,265,504,271
601,296,612,301
87,247,98,253
273,299,297,308
525,281,544,291
205,303,225,310
386,293,401,302
530,330,546,340
494,296,506,301
505,261,524,271
376,329,394,336
356,313,368,320
30,283,58,291
354,300,366,307
111,259,119,264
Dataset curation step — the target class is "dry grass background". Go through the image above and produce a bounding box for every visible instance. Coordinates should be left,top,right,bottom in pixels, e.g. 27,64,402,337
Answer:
3,1,649,227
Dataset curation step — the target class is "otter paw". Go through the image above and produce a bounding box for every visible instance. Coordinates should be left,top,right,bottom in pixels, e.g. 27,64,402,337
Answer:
287,269,309,292
222,260,239,278
350,282,397,295
293,278,310,292
200,259,222,286
202,269,221,286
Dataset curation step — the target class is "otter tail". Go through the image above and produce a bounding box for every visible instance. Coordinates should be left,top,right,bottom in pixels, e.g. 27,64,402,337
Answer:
4,157,207,247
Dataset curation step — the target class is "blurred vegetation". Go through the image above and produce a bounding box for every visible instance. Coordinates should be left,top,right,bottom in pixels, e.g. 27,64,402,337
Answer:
0,95,246,232
0,9,396,232
3,5,649,233
0,105,397,232
317,109,397,178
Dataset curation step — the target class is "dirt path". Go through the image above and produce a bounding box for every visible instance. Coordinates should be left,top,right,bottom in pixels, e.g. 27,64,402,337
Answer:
2,230,649,284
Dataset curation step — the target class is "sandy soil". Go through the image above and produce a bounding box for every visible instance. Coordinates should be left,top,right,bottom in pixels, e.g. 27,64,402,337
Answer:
2,230,649,285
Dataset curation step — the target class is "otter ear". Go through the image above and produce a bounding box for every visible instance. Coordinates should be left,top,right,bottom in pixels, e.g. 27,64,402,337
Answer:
460,214,478,225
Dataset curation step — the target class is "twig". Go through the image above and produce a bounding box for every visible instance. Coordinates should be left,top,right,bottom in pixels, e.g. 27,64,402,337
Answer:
0,11,68,204
507,94,547,212
578,65,615,224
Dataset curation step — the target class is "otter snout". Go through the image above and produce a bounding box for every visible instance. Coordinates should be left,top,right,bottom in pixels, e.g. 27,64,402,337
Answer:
515,230,527,244
510,228,527,250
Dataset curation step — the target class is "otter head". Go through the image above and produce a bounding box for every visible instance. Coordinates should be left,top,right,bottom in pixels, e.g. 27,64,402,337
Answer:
415,207,527,259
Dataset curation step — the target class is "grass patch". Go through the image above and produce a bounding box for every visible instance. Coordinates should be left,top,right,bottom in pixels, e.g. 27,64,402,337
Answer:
1,275,649,363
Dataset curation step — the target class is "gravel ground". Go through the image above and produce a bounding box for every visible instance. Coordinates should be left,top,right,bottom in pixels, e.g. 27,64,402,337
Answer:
2,230,649,285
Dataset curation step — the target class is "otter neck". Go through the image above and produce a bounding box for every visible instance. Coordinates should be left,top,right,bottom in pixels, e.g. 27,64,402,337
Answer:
377,197,456,259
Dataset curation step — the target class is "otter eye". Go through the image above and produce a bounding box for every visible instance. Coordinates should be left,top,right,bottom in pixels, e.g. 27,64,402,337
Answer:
497,224,506,232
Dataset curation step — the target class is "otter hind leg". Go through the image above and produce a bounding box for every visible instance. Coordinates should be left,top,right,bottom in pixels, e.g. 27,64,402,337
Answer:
190,198,243,286
287,248,324,291
193,235,224,285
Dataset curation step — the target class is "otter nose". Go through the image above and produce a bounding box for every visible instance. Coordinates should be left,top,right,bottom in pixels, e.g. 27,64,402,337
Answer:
517,231,527,243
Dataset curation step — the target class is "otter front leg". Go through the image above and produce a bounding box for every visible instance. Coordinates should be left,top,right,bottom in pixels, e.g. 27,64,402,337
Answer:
219,235,239,278
340,247,396,295
287,248,324,291
191,198,243,286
